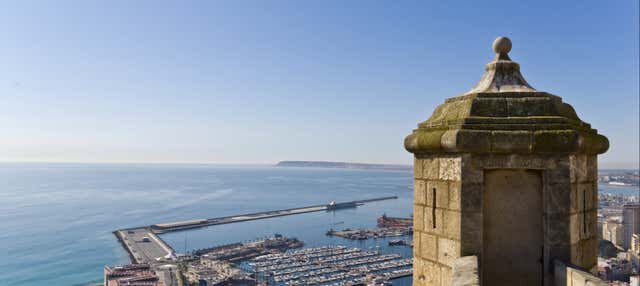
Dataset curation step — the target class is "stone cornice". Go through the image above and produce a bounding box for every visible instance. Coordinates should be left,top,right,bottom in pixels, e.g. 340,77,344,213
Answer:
405,37,609,156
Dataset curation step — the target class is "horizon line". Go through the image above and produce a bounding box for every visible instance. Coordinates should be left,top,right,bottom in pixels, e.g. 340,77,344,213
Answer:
0,160,637,171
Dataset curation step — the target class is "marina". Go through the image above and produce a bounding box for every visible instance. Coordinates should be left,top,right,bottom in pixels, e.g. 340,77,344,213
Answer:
247,246,413,285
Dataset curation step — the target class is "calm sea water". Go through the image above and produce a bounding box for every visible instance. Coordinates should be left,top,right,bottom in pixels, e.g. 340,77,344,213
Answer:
0,164,414,286
1,164,638,286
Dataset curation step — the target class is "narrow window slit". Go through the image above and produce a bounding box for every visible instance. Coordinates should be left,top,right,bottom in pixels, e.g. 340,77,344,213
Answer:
582,189,587,234
432,188,437,228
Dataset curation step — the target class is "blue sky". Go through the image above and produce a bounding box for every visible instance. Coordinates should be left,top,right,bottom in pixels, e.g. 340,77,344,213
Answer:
0,1,637,168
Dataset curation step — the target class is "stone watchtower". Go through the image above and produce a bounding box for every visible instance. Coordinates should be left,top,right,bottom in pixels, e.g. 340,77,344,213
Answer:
405,37,608,286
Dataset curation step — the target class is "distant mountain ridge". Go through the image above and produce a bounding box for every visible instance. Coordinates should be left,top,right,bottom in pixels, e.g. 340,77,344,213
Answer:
275,161,411,171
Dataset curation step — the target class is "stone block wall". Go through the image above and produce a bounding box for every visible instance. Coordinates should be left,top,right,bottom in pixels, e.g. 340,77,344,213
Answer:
567,155,599,272
413,155,463,286
412,154,599,286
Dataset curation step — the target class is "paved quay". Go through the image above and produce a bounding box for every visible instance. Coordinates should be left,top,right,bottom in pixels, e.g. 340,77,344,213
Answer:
115,228,175,264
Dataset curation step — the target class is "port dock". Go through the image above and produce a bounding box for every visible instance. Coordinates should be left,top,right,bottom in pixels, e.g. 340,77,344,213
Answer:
115,196,397,264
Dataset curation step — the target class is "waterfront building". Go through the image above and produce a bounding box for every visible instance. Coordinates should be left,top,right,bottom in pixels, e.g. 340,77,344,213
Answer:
377,213,413,228
404,37,609,285
184,259,255,286
623,204,640,250
632,234,640,255
104,264,164,286
603,220,626,247
631,275,640,286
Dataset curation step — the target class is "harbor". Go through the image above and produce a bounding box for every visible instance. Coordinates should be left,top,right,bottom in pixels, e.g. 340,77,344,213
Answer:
246,246,413,285
114,196,398,264
108,195,414,286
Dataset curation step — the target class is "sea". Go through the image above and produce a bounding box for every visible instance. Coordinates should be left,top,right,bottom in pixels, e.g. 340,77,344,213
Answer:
0,163,638,286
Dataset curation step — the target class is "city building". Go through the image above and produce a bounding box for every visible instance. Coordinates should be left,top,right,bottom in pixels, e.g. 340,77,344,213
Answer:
630,275,640,286
104,264,164,286
404,37,609,285
623,204,640,250
184,259,253,286
598,253,635,283
632,234,640,255
604,220,626,247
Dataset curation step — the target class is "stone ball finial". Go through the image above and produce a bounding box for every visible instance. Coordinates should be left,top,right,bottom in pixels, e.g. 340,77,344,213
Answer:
492,36,512,54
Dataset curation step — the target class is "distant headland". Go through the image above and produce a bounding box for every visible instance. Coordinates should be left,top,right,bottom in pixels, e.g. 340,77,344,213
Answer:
275,161,412,171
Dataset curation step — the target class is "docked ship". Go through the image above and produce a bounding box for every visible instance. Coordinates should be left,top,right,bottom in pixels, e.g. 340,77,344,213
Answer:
326,201,362,211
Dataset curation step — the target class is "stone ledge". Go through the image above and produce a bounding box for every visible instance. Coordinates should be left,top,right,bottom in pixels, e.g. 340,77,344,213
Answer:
405,128,608,155
451,256,479,286
553,260,607,286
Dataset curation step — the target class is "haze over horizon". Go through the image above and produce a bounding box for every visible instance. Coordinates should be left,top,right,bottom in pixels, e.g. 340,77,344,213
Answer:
1,1,638,169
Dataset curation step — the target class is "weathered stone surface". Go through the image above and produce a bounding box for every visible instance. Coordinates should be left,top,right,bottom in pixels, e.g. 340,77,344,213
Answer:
414,180,427,205
570,155,588,183
570,183,580,213
583,182,596,211
415,158,424,179
460,212,482,255
414,205,425,231
547,158,571,184
420,232,438,261
570,242,584,265
405,101,608,156
448,181,461,211
442,130,492,153
569,213,582,244
451,256,479,286
471,154,548,169
439,157,461,181
460,183,482,212
460,155,483,183
423,157,440,180
547,213,571,246
586,156,597,182
576,184,585,213
582,237,598,268
585,210,598,239
414,231,421,258
422,258,442,286
490,130,532,153
426,181,449,208
547,183,572,214
440,266,452,286
443,210,461,240
436,182,449,208
413,258,426,286
438,237,461,268
424,207,444,235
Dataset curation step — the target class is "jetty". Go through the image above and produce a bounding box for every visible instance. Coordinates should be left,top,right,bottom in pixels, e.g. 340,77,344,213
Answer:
114,196,397,264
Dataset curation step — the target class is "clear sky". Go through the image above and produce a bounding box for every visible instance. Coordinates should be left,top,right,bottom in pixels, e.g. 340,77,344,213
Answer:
0,1,638,168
